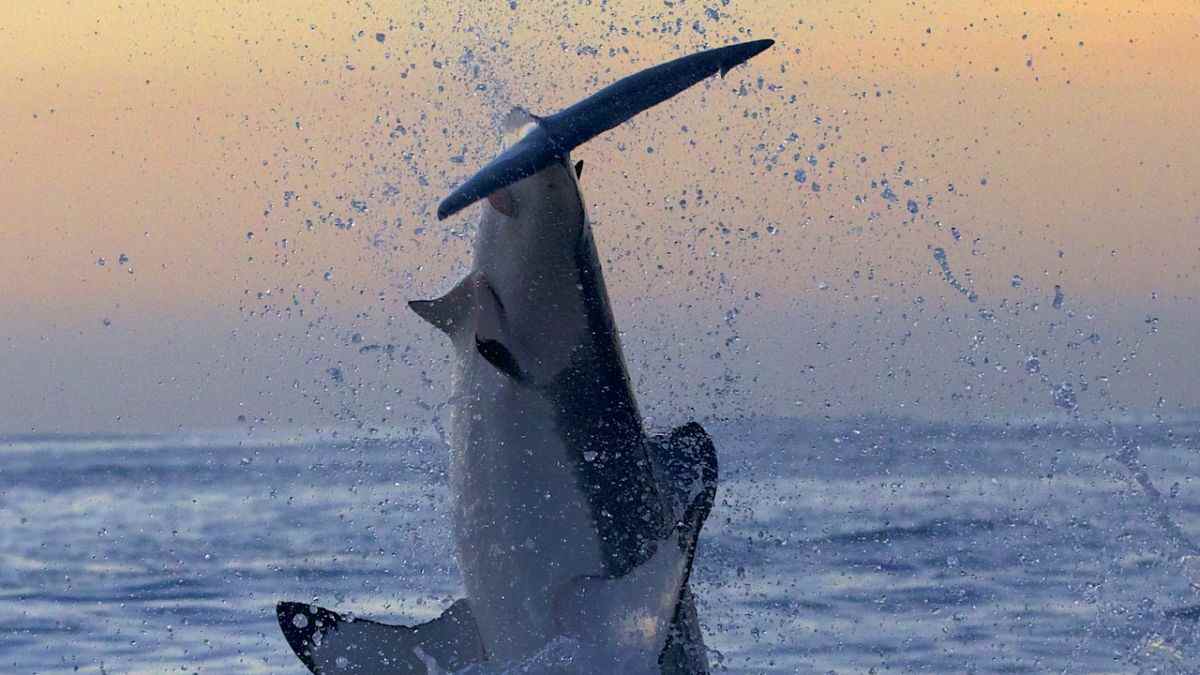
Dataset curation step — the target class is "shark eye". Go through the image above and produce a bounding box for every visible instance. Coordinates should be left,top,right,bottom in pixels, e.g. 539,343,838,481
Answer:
486,187,516,218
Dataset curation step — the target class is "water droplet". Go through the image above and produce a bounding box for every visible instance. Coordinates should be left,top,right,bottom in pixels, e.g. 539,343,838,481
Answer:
118,253,129,265
1052,382,1076,410
292,613,309,629
1024,356,1041,374
1010,274,1022,288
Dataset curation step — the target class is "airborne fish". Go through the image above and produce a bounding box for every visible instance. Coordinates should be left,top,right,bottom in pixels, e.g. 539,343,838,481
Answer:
277,39,774,674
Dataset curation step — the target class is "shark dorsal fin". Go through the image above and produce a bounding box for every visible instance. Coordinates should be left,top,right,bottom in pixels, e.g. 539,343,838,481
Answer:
409,273,480,336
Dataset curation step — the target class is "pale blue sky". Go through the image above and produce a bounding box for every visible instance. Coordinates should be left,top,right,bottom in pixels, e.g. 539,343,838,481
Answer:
2,1,1196,434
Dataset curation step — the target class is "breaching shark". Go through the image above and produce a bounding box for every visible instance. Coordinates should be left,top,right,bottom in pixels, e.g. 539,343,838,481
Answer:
276,39,774,674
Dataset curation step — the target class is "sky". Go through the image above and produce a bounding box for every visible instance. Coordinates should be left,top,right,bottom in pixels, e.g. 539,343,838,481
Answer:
1,1,1197,435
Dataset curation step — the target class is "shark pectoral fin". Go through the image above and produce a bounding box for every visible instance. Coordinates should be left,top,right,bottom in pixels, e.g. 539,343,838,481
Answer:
660,585,709,675
409,273,480,336
551,541,689,663
650,422,719,529
648,426,719,674
276,599,485,674
551,484,716,665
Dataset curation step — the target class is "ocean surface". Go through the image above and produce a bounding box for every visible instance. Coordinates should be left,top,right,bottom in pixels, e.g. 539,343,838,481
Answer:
3,417,1200,674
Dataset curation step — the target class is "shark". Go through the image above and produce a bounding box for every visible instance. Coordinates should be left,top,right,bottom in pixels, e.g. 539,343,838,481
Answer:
277,39,774,674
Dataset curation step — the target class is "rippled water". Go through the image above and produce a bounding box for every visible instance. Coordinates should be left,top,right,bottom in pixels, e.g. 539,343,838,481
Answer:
3,417,1199,673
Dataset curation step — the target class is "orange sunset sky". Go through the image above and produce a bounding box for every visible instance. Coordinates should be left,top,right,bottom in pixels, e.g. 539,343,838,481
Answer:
1,1,1197,434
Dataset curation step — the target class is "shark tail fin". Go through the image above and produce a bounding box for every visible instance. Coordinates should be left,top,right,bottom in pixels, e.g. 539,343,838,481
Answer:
276,598,485,674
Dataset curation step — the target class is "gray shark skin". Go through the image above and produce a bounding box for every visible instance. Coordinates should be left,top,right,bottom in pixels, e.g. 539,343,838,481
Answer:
277,39,773,674
417,146,712,671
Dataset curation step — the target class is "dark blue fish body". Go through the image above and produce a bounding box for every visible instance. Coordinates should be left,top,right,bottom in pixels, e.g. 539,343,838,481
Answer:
436,39,774,221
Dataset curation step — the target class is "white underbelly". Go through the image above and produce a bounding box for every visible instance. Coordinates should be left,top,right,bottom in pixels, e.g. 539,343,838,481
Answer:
448,356,606,661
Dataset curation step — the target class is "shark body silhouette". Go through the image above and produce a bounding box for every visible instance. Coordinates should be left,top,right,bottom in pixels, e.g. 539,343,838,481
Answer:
277,39,773,674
